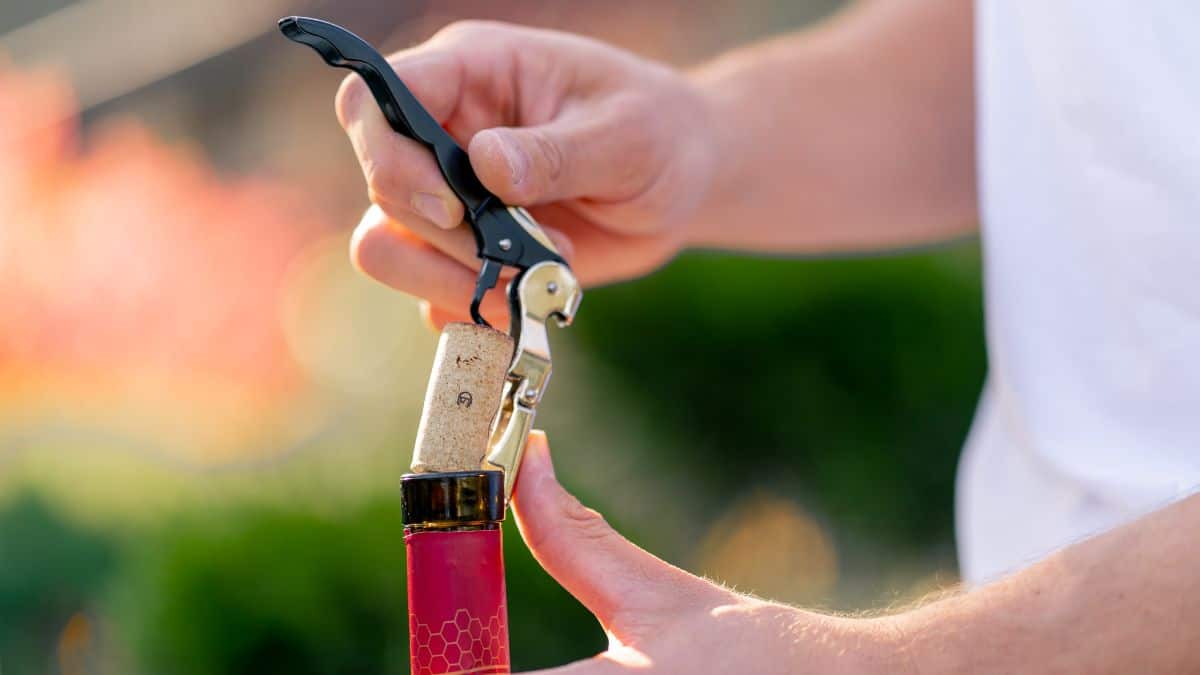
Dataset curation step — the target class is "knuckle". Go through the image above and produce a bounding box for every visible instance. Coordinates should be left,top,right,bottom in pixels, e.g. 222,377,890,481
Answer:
511,129,565,202
503,179,537,205
533,130,567,183
612,96,660,180
433,20,496,43
556,490,614,543
363,157,403,204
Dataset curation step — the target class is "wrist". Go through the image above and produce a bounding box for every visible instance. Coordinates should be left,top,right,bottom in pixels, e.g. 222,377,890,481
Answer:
679,62,750,250
844,615,924,675
888,595,974,675
741,601,922,675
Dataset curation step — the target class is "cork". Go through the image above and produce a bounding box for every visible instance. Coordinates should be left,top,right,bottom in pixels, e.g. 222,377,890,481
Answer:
411,322,515,472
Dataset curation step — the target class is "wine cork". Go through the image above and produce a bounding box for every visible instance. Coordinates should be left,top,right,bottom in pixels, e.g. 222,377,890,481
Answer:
411,322,514,472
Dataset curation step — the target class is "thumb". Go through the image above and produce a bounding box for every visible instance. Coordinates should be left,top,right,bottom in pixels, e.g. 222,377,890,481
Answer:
468,106,653,207
511,432,725,633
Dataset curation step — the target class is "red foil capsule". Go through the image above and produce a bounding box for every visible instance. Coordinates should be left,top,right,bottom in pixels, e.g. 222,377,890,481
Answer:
401,471,510,674
406,527,510,674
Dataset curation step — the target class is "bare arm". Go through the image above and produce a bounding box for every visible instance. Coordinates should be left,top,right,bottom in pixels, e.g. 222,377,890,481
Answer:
903,493,1200,673
689,0,977,252
514,434,1200,674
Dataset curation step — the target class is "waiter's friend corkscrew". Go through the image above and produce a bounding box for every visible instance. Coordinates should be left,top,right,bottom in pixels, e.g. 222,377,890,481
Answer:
280,16,582,674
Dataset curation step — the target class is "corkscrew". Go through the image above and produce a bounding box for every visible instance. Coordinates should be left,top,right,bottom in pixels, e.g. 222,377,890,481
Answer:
279,16,582,498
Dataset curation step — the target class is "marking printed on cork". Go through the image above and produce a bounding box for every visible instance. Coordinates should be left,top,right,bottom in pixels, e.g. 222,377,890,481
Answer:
411,323,515,472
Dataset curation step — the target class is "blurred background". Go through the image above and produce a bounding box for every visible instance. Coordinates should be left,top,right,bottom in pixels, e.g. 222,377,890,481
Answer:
0,1,984,673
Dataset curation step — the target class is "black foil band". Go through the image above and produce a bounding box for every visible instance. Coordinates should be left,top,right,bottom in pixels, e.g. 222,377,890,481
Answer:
401,470,505,527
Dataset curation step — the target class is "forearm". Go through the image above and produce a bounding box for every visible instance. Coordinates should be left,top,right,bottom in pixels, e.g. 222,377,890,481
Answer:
687,0,977,253
901,493,1200,674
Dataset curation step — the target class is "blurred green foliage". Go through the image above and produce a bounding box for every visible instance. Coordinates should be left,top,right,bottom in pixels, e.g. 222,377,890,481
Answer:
0,493,116,674
577,247,985,548
117,503,605,674
0,495,602,675
114,502,413,675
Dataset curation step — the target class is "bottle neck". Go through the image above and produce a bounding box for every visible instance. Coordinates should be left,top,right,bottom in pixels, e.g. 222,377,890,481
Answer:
400,470,505,532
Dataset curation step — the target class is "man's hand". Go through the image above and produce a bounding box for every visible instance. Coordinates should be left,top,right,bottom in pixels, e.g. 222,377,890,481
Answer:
337,22,718,328
512,432,908,674
338,2,978,329
516,432,1200,674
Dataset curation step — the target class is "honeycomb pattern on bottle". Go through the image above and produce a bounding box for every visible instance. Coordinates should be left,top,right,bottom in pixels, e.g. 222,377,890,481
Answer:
409,606,509,674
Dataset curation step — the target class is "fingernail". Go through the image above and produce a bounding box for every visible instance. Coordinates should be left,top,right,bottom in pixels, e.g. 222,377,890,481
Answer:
526,431,554,476
411,192,455,228
417,300,437,332
357,203,385,228
494,132,530,186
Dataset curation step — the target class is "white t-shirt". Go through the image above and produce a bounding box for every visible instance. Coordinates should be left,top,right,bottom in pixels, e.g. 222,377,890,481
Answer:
959,1,1200,584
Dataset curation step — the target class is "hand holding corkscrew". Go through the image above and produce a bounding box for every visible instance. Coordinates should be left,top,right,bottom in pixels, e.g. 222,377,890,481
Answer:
281,16,582,674
280,15,581,499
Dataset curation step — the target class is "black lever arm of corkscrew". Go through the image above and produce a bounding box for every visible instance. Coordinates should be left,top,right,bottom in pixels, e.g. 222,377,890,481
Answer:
279,16,567,326
279,16,492,213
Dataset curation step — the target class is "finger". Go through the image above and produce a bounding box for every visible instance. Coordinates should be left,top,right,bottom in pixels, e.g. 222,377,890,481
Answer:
389,204,577,281
529,203,675,285
334,46,464,130
358,202,575,293
335,29,531,229
373,199,482,272
418,302,482,333
467,98,659,207
351,208,509,326
336,51,466,229
512,432,724,631
340,91,465,230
